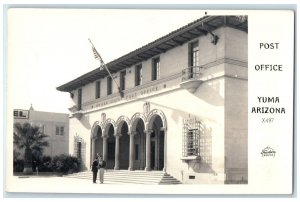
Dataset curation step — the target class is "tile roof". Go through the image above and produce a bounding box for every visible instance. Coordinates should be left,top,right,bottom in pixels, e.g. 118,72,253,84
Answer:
57,15,247,92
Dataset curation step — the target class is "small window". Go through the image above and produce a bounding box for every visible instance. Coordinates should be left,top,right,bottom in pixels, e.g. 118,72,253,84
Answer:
189,175,196,179
56,126,59,136
95,81,101,99
107,77,112,95
152,57,160,81
135,64,142,86
60,126,64,136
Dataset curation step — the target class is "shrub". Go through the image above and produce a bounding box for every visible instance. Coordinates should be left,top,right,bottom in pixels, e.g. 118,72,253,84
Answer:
13,154,81,174
52,154,81,174
13,159,24,172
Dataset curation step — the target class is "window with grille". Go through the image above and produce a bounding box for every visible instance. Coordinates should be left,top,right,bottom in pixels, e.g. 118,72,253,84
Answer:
74,136,86,162
182,118,200,157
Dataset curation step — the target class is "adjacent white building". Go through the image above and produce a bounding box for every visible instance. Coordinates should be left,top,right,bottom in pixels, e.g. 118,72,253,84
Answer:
13,106,69,157
57,15,248,184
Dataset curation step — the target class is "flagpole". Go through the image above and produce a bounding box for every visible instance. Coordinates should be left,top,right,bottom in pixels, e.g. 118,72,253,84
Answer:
88,39,123,97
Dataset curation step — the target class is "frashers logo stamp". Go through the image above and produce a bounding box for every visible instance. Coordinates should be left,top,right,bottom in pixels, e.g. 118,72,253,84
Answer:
261,146,276,157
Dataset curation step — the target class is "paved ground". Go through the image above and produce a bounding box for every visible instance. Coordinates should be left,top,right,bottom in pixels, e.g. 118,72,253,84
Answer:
5,175,183,195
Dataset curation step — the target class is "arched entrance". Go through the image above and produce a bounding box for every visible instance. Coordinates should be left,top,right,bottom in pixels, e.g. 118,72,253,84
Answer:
91,125,103,165
148,116,164,170
117,121,130,169
130,117,146,170
105,123,115,169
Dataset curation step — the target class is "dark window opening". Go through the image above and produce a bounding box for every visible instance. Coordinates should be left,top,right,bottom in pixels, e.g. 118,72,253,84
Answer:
120,70,126,91
77,88,82,110
188,41,199,79
95,81,101,99
107,143,115,160
152,57,160,81
135,144,139,160
135,64,142,86
107,77,112,95
77,142,81,159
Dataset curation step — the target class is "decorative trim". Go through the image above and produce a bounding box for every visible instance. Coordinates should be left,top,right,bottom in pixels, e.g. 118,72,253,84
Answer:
72,57,247,114
90,121,100,139
130,113,146,133
202,58,248,69
115,115,131,134
146,109,167,130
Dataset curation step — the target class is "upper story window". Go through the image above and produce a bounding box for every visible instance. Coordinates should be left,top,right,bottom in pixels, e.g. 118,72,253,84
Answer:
56,126,64,136
95,80,101,99
189,41,199,67
187,41,199,79
107,76,112,95
135,64,142,86
152,57,160,81
77,88,82,110
120,70,126,91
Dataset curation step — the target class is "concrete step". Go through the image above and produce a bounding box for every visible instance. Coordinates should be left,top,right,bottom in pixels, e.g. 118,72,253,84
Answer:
64,170,181,185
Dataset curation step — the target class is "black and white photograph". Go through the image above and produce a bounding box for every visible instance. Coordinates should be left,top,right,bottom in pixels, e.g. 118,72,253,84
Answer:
4,8,294,195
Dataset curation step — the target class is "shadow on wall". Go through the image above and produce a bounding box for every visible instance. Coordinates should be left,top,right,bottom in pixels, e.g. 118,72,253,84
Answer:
189,122,215,174
144,78,224,125
193,78,224,107
79,115,91,130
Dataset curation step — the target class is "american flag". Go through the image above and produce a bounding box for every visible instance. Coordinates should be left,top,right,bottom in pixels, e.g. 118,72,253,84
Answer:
89,39,105,70
88,38,123,97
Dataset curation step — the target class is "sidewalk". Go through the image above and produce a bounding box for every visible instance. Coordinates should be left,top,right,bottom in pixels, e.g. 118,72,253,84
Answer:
6,175,176,195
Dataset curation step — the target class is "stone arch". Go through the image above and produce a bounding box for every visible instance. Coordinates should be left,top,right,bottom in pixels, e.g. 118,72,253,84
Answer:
103,118,116,137
91,121,101,139
90,121,103,167
115,115,130,170
146,109,167,131
115,116,131,135
130,112,146,134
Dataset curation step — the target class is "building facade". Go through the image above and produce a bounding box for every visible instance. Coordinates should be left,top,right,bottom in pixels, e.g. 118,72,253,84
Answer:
13,106,69,158
57,16,248,184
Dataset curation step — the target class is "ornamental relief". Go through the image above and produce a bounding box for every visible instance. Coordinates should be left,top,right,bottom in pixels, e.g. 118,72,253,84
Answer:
146,109,167,130
115,115,130,126
104,118,116,127
143,102,150,115
91,121,100,139
130,112,146,123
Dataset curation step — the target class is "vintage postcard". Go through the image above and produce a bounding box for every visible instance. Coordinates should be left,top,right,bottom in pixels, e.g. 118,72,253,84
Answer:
5,8,294,195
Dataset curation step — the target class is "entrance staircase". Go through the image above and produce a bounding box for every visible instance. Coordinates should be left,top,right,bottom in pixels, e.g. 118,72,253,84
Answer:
64,170,181,185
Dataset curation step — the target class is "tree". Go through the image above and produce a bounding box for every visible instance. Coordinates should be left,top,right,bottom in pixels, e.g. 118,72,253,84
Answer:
13,122,49,174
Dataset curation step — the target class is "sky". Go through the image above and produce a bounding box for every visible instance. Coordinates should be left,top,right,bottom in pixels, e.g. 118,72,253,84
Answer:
7,9,206,113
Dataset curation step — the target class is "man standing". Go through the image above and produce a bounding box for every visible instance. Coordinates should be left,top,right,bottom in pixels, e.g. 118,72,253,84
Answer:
91,157,99,183
98,155,106,184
